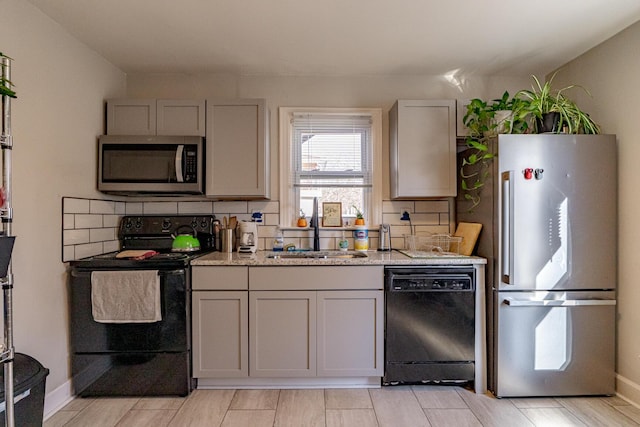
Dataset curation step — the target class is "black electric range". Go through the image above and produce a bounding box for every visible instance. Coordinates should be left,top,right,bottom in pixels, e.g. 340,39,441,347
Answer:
68,214,217,397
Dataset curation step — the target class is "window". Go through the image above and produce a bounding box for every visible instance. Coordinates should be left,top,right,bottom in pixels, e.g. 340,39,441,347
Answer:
279,108,382,227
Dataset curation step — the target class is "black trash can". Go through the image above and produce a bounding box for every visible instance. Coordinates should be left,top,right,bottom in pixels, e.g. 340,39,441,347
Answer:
0,353,49,427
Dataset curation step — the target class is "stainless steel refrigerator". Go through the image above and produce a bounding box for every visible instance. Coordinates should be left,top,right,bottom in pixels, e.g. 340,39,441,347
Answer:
457,134,617,397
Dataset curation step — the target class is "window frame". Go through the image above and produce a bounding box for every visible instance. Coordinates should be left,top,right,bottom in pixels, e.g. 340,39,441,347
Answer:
279,107,383,228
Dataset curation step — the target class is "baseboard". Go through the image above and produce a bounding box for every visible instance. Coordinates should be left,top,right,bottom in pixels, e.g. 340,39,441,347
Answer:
43,380,74,421
616,374,640,408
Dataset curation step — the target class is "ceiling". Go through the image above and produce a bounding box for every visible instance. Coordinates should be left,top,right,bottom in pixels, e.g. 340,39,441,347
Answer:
25,0,640,78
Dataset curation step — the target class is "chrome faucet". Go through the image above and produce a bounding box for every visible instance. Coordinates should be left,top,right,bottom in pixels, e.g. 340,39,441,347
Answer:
312,197,320,251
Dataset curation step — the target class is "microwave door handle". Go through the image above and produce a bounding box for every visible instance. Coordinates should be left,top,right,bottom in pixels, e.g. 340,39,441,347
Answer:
175,145,184,182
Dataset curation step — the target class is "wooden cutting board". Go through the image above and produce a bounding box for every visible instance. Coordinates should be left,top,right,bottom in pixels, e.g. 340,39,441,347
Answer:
454,222,483,256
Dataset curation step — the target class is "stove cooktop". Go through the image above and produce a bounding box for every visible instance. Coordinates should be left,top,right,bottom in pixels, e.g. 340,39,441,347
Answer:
70,250,214,269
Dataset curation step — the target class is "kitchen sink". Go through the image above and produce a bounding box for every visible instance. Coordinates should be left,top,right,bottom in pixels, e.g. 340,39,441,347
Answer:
266,250,368,259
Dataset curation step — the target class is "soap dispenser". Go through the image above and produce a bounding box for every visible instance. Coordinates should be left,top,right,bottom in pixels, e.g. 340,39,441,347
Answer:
273,226,284,252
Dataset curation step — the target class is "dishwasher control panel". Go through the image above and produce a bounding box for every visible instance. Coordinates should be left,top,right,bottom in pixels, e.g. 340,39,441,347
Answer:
390,273,474,291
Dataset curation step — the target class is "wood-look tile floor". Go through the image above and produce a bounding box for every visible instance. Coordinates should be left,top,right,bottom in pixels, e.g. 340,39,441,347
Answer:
44,386,640,427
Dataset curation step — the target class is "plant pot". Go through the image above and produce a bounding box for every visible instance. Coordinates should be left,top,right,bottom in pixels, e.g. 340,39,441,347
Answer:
536,112,560,133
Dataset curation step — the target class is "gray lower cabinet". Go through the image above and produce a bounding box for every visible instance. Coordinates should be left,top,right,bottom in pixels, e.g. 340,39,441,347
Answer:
316,290,383,377
192,291,248,377
249,266,384,378
193,265,383,380
249,290,317,377
192,266,249,378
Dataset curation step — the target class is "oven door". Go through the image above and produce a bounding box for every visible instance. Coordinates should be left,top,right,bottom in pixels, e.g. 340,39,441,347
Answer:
69,268,189,353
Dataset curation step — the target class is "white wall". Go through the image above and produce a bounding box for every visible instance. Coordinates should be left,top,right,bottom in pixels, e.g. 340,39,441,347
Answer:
0,0,126,407
552,21,640,404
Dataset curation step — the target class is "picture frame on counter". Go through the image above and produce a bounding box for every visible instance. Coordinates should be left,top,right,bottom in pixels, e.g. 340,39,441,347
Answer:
322,202,342,227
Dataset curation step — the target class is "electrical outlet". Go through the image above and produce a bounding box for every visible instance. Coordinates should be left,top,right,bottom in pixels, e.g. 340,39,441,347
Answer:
400,206,412,214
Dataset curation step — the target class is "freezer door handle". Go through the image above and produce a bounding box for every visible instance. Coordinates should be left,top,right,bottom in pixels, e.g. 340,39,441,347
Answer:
503,298,616,307
501,171,513,284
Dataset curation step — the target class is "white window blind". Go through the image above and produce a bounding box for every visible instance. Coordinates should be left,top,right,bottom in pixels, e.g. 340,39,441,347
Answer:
279,107,383,227
292,113,373,188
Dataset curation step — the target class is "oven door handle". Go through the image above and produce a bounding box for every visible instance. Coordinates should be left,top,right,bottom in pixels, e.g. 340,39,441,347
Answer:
503,298,616,307
71,269,185,278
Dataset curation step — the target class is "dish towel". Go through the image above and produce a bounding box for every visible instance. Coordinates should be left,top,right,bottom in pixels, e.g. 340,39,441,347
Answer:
91,270,162,323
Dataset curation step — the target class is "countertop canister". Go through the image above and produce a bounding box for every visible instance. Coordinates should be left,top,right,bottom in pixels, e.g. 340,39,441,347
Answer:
353,225,368,251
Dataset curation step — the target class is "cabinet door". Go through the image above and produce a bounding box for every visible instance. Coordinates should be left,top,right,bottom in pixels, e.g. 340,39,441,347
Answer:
206,99,270,199
317,291,384,377
249,291,316,377
192,291,248,378
106,99,156,135
157,99,205,136
390,100,456,198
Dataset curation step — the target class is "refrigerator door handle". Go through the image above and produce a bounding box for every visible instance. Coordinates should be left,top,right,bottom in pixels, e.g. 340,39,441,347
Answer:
503,298,616,307
501,171,513,284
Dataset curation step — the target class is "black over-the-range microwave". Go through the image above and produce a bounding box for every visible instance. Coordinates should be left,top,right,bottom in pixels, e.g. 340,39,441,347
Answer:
98,135,204,195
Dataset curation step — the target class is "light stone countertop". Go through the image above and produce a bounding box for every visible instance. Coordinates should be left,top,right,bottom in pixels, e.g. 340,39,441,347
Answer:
191,249,486,266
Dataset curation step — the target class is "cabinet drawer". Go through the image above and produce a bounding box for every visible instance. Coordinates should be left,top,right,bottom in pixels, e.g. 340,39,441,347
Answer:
249,266,383,291
192,266,248,290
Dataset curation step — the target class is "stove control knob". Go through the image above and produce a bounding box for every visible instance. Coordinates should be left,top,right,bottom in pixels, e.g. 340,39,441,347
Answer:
162,219,172,230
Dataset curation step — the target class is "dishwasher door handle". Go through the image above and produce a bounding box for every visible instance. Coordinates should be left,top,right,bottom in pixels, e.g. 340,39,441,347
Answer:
503,298,616,307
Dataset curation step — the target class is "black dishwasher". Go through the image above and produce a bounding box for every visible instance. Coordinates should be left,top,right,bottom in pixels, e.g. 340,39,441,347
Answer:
383,266,475,385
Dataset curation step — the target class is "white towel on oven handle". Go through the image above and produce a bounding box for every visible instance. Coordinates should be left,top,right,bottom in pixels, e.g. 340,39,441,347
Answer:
90,270,162,323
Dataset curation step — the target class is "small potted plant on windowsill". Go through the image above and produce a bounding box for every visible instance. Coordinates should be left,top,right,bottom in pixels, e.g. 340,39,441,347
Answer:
0,53,16,99
353,205,365,226
296,209,308,227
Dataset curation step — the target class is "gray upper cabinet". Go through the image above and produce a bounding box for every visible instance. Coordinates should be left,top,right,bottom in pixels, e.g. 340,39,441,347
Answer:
205,99,270,199
107,99,156,135
389,99,457,198
106,99,205,136
157,99,206,136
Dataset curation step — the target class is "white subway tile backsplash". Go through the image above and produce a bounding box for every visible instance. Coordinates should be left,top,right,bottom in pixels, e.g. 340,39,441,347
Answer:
115,202,126,214
415,200,450,213
262,213,280,226
382,200,415,214
63,214,75,230
125,203,144,214
143,202,179,214
103,215,121,228
74,214,103,229
213,201,248,214
74,242,104,259
62,245,75,263
63,229,90,245
178,201,214,214
248,200,279,214
90,228,116,243
408,213,440,225
103,240,120,253
90,200,116,214
64,198,90,214
62,195,455,261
